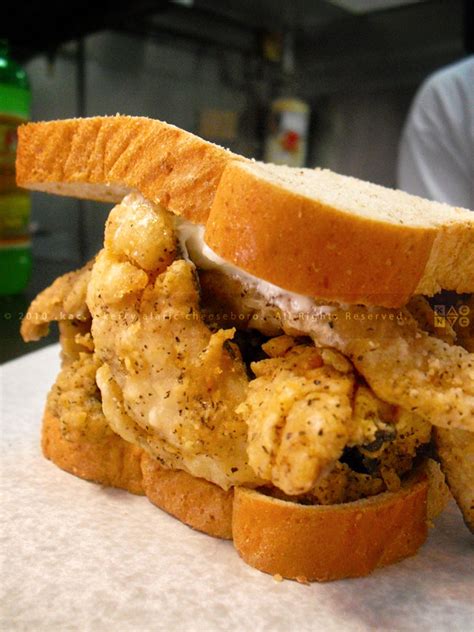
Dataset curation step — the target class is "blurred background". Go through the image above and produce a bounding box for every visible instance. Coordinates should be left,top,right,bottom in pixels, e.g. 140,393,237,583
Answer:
0,0,472,360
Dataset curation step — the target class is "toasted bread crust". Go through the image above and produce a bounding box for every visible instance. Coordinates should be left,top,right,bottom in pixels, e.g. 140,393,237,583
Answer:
42,407,145,495
17,116,244,224
232,478,428,582
141,453,233,539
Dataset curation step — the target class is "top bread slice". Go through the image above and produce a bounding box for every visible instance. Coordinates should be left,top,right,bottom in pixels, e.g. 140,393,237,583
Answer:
17,116,474,308
16,115,246,224
205,162,474,307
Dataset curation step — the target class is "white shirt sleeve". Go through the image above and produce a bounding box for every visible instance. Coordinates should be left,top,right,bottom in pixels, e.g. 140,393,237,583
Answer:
397,57,474,210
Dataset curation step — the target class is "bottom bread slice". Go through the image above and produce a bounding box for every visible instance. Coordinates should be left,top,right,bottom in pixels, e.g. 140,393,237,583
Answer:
233,482,428,582
141,454,233,539
42,407,439,581
42,407,233,538
42,407,145,495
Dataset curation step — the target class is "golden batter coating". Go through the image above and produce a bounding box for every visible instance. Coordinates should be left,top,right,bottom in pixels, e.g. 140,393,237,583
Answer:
87,194,259,490
200,270,474,432
434,427,474,532
21,261,93,342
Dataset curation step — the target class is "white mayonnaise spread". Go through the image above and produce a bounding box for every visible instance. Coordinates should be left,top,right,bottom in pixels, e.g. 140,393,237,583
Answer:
174,217,339,336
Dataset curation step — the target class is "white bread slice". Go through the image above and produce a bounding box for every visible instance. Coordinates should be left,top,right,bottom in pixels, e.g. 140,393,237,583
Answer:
232,477,428,582
17,117,474,307
205,162,474,308
16,115,245,224
42,406,435,581
42,405,234,538
42,406,145,495
141,452,234,540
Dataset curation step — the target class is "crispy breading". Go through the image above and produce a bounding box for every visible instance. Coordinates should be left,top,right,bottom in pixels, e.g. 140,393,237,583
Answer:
324,308,474,432
238,337,425,496
200,271,474,432
87,194,260,490
58,320,94,365
283,303,474,432
43,376,144,495
238,345,355,495
268,462,386,505
87,195,434,495
20,260,93,342
359,407,431,477
434,427,474,533
47,350,114,444
423,458,451,522
22,193,446,502
239,339,431,496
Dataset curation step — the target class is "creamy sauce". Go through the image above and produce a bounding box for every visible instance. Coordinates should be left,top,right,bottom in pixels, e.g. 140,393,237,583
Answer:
174,217,340,340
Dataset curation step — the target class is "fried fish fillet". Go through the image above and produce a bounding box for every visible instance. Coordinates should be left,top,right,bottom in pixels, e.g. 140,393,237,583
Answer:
24,193,459,501
87,194,433,495
87,194,260,490
21,260,93,342
200,271,474,432
434,427,474,533
239,337,431,496
238,344,355,495
296,306,474,433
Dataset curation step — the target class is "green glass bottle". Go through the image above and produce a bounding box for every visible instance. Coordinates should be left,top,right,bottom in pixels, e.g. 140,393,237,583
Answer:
0,40,31,295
